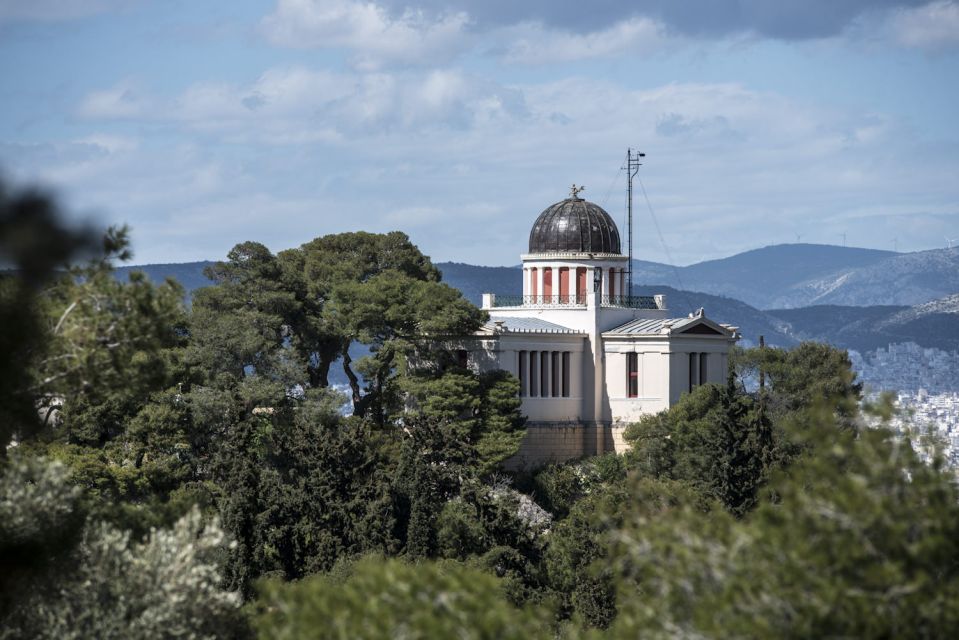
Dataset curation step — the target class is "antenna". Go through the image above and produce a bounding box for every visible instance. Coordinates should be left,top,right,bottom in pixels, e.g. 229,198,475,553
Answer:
624,148,645,295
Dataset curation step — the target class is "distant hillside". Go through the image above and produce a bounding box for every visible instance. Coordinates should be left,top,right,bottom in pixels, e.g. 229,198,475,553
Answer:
768,294,959,352
118,249,958,353
631,243,899,309
791,247,959,308
435,262,520,305
115,261,214,298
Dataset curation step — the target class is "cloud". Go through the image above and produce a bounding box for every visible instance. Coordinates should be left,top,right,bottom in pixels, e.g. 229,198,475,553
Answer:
259,0,470,68
498,16,677,64
76,83,147,119
372,0,930,40
76,66,528,141
891,0,959,50
0,0,136,23
54,63,959,266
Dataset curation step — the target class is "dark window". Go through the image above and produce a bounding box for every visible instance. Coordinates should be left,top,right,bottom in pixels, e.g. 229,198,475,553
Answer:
518,351,527,397
562,352,570,397
529,351,538,397
456,349,468,369
627,352,639,398
541,351,550,397
688,352,697,392
551,352,560,397
700,353,708,384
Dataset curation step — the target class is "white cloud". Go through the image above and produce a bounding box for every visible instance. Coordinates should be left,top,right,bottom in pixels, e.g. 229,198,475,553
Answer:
76,66,527,142
40,67,959,266
891,0,959,49
76,83,147,119
259,0,471,69
499,16,677,64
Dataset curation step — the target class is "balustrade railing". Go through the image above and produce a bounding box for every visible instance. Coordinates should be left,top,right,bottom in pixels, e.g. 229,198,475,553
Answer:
490,294,587,308
601,295,659,309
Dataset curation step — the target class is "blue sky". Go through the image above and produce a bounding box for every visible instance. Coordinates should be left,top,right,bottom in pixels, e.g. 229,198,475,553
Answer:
1,0,958,266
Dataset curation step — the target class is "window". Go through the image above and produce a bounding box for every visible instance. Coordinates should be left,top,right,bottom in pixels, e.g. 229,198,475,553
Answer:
529,350,538,397
543,267,553,298
627,352,639,398
558,267,570,303
551,352,560,397
541,351,550,397
518,351,527,397
688,352,697,392
700,353,708,384
456,349,468,369
562,352,570,397
609,268,616,297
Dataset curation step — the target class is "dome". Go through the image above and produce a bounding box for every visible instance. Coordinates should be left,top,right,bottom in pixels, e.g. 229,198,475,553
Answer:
528,194,621,254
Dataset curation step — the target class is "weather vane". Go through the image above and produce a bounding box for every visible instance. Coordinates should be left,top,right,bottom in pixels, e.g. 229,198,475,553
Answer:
570,184,585,199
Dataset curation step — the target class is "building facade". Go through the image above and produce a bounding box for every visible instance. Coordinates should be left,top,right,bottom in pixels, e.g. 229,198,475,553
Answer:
458,189,739,468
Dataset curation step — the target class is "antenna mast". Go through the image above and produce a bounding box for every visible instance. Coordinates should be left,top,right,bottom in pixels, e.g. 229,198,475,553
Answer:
625,148,645,295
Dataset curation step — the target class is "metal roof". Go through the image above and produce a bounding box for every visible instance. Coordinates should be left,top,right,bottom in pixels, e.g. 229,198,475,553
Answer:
483,317,583,334
604,315,735,337
528,197,621,254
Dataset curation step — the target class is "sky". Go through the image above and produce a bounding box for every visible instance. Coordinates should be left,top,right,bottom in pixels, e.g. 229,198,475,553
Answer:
1,0,958,267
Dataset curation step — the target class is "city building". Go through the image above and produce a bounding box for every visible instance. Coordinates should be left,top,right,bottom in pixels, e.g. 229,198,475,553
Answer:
455,186,740,468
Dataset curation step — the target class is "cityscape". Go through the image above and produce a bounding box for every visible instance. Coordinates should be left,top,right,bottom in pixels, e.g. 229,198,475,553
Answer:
852,342,959,471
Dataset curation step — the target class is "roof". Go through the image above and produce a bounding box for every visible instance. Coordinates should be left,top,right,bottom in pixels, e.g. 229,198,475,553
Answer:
604,314,737,337
528,197,621,254
481,317,584,335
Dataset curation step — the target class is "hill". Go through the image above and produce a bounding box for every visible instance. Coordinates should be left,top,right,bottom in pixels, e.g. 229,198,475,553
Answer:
768,294,959,352
120,250,958,353
115,261,214,299
791,248,959,308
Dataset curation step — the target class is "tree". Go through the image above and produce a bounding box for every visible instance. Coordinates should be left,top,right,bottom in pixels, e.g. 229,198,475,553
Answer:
623,378,772,515
402,368,526,477
217,389,397,598
0,458,245,639
255,555,553,640
609,417,959,638
0,183,96,450
281,232,486,421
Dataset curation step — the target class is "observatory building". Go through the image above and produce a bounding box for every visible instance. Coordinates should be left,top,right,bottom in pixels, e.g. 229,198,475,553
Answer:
461,186,739,468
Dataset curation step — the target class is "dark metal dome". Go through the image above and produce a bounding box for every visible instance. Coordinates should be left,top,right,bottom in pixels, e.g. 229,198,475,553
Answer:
528,196,621,254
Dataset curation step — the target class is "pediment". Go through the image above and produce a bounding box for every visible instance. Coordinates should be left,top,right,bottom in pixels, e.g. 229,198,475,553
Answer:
677,321,724,336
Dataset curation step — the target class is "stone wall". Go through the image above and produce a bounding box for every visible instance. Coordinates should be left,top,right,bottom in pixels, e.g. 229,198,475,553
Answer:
504,421,639,470
504,422,586,470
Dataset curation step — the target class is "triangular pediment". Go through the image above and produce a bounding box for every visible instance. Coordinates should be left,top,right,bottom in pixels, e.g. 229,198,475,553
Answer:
678,322,725,335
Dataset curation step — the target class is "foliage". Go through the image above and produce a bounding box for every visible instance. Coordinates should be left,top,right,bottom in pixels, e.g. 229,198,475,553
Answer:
217,389,397,598
37,229,186,446
254,555,552,640
624,377,777,516
0,183,97,449
732,341,862,426
403,369,527,476
610,419,959,639
0,457,245,639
